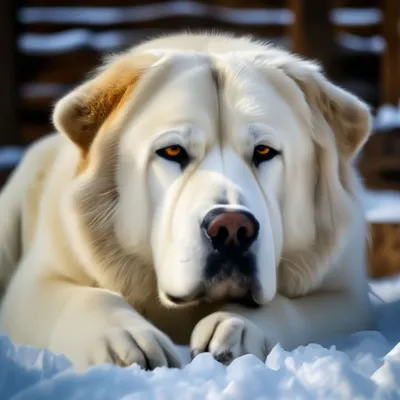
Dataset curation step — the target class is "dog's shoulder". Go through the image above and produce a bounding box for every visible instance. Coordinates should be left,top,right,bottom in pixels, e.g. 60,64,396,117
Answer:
17,134,68,247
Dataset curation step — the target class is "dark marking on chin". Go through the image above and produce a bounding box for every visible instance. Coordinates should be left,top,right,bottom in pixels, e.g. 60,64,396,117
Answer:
204,251,256,281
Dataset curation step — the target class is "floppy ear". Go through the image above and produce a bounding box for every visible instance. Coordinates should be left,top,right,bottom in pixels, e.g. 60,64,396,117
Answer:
277,62,372,298
52,52,159,155
287,66,371,159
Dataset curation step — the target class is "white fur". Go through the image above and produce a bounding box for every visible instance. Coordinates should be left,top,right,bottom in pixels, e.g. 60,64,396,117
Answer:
0,33,373,370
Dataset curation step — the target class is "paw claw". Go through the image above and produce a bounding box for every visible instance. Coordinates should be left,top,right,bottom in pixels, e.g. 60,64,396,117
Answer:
213,350,233,365
190,312,268,365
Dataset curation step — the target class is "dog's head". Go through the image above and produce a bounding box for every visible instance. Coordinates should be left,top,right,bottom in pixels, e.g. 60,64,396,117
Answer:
53,35,371,307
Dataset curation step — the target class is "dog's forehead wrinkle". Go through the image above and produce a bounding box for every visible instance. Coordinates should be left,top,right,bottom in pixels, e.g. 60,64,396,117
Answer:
249,124,277,141
210,65,222,89
152,126,194,148
120,62,220,158
217,148,245,206
208,61,227,200
212,60,248,206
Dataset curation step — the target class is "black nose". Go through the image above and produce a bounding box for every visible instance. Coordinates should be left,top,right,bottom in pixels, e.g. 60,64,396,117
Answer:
202,207,259,253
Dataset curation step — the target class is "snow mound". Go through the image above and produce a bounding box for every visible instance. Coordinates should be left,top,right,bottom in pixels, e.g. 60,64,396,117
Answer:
1,334,399,400
1,277,400,399
374,104,400,132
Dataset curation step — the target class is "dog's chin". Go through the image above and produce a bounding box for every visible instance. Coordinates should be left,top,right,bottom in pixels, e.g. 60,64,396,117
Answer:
158,289,205,309
158,251,264,308
204,278,263,308
158,280,263,309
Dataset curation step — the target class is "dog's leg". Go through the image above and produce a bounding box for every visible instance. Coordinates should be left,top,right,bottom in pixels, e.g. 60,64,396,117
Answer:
0,273,181,371
190,290,373,364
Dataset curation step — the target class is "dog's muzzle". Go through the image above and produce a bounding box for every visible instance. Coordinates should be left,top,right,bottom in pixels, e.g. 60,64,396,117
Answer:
163,206,262,308
201,206,261,306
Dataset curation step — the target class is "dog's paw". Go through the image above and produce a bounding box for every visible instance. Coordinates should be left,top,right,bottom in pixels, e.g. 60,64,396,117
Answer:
190,311,268,364
85,326,182,370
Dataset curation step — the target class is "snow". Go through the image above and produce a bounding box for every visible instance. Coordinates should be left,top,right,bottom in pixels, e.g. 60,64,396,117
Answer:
331,8,382,26
336,33,385,54
18,5,384,55
362,189,400,223
374,104,400,132
19,29,136,54
20,30,388,56
0,277,400,399
19,4,293,26
19,4,380,27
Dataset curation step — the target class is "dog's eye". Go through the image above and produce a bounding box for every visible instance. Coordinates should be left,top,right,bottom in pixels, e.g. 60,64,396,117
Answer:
252,145,279,166
156,145,190,166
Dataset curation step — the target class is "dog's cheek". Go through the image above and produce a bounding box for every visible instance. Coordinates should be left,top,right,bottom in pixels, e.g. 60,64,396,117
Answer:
114,164,152,255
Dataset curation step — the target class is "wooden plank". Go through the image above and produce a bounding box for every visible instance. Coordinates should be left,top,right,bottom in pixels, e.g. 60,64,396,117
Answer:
21,0,381,8
0,0,21,145
20,51,100,84
369,223,400,278
24,0,160,5
206,0,283,6
22,0,284,7
381,0,400,105
20,18,288,36
333,24,380,37
335,0,379,7
21,123,53,144
21,21,382,38
287,0,336,78
358,130,400,190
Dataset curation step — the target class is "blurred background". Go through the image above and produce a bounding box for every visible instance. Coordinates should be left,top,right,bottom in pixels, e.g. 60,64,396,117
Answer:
0,0,399,277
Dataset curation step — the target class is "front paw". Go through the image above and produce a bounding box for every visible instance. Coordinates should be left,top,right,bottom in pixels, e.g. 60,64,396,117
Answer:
83,326,182,370
190,312,268,364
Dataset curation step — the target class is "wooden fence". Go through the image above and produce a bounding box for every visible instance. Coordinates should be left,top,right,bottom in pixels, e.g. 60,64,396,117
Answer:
4,0,397,143
0,0,399,190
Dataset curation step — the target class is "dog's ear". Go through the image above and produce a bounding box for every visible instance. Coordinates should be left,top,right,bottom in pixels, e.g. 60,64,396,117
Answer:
277,61,371,298
52,52,160,154
284,64,371,159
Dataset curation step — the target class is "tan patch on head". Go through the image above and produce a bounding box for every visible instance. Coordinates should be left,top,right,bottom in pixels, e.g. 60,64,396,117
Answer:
76,71,140,173
53,52,159,173
304,79,371,159
281,65,371,160
77,70,140,151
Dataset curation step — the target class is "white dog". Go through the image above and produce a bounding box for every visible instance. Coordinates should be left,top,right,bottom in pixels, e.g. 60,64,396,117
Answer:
0,33,373,371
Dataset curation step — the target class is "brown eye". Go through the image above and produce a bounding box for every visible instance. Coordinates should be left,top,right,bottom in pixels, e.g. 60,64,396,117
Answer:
253,145,279,166
156,145,190,167
255,145,271,155
164,146,181,157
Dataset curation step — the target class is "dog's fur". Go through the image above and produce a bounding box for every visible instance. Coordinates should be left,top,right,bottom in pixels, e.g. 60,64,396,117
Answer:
0,33,373,370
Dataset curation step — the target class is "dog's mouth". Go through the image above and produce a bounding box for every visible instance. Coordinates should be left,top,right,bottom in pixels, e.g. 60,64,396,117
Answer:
161,288,261,309
160,250,262,308
160,276,262,309
161,289,205,307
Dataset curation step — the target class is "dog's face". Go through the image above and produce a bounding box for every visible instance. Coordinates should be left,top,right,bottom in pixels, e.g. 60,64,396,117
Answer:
54,36,370,307
116,54,306,307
